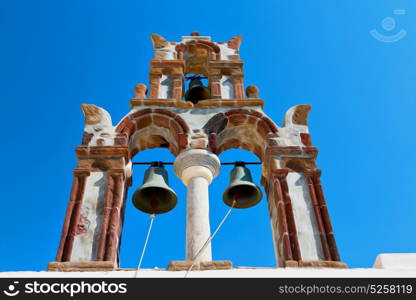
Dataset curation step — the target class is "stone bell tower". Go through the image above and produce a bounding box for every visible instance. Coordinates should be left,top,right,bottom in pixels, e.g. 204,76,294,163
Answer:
48,32,346,272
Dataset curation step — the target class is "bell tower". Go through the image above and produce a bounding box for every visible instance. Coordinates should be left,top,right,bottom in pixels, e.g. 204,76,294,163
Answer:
48,32,347,272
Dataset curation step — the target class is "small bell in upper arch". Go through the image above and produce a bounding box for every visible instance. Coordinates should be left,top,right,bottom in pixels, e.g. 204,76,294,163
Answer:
184,77,211,104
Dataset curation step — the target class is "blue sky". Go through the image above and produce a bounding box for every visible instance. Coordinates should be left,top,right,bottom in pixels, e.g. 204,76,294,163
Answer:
0,0,415,271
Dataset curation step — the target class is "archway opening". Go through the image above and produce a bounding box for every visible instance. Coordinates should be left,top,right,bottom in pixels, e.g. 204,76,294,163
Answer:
210,149,275,267
119,148,186,269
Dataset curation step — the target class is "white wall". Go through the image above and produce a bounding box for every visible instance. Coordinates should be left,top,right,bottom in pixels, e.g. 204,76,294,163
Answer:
159,75,173,98
286,172,324,261
71,172,107,262
220,76,234,99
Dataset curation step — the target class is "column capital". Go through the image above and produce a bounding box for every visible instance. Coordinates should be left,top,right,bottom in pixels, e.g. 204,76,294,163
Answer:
174,149,220,185
304,169,322,178
271,168,290,179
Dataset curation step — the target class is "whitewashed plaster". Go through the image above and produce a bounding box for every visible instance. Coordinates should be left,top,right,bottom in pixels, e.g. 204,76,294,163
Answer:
217,43,238,60
181,35,212,43
82,105,116,146
3,264,416,278
267,184,282,267
71,172,107,262
286,172,324,261
158,75,173,99
374,254,416,269
220,75,234,99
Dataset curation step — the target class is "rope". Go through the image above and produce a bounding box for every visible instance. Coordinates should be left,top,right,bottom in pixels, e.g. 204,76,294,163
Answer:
134,214,155,278
184,200,236,278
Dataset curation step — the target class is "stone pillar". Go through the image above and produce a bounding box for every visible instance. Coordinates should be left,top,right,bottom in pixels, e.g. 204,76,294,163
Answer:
149,74,161,99
49,146,130,272
209,75,222,98
232,75,245,99
304,170,332,261
174,149,220,262
55,169,90,262
308,169,341,261
274,169,302,262
96,169,126,265
171,74,183,101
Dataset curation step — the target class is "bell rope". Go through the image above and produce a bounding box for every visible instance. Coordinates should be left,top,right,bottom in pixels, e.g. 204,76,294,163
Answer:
184,199,237,278
134,213,155,278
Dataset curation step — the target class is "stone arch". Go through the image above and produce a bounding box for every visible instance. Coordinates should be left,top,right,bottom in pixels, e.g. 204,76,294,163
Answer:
203,109,279,160
115,108,190,158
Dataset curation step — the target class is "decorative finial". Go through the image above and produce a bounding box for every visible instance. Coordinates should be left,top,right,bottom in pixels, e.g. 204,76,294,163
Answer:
191,31,200,36
150,33,168,48
80,104,112,126
227,35,242,50
245,85,259,98
134,83,147,99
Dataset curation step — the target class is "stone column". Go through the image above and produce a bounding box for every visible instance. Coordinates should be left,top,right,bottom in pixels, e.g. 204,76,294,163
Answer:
174,149,221,262
96,169,126,266
209,75,222,98
148,74,161,99
310,170,341,261
231,75,245,99
273,169,302,262
56,169,90,262
304,170,332,261
171,74,183,101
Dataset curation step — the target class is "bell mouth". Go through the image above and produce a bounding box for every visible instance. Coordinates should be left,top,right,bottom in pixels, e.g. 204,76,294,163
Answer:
223,184,262,209
132,187,178,214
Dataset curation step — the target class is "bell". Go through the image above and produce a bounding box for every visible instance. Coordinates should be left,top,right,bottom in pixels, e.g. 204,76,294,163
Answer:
223,162,263,209
184,78,211,104
132,162,178,214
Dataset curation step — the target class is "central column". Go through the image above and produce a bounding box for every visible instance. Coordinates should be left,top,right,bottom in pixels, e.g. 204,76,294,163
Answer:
174,149,221,262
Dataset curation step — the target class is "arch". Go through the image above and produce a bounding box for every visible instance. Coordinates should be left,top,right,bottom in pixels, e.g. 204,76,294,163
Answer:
203,109,280,160
115,109,190,158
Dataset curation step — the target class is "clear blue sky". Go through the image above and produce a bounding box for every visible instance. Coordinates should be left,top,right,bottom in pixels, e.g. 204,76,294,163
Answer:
1,0,415,271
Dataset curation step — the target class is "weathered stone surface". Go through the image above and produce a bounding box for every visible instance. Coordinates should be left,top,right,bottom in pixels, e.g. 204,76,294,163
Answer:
150,33,169,48
81,104,112,126
227,35,242,50
82,132,94,145
200,260,232,270
167,261,200,271
167,260,232,271
174,149,221,180
47,261,114,272
246,85,259,98
134,83,147,99
203,113,228,134
285,260,299,268
191,132,207,139
298,260,348,269
281,158,316,172
300,133,311,146
130,99,264,109
284,104,311,127
190,139,208,149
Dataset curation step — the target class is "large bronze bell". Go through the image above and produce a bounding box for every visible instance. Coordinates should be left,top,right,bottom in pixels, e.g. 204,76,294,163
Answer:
132,162,178,214
223,162,263,209
184,78,211,104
